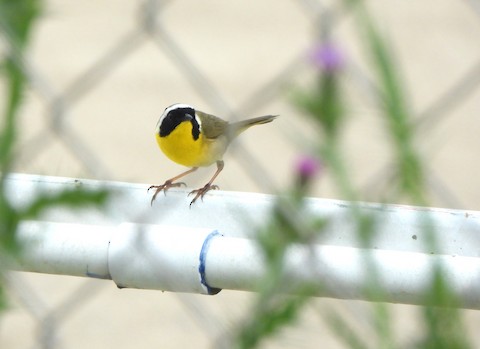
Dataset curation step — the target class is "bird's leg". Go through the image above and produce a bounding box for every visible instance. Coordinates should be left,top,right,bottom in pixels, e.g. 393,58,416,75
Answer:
148,167,198,205
188,160,224,207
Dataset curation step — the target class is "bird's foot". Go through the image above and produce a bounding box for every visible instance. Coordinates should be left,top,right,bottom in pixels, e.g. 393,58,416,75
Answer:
148,180,186,205
188,183,219,207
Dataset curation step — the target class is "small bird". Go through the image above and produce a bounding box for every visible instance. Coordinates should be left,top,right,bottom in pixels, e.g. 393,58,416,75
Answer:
149,103,277,206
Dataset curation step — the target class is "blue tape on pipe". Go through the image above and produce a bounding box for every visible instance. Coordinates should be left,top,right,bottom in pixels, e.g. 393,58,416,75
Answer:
199,231,222,295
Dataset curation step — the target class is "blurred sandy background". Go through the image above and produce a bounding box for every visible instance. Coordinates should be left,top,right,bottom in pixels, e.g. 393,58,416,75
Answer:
1,0,480,348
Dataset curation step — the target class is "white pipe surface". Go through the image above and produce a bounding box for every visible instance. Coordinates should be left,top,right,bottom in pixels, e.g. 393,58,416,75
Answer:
6,173,480,308
13,220,480,308
205,237,480,307
16,221,112,279
109,224,222,294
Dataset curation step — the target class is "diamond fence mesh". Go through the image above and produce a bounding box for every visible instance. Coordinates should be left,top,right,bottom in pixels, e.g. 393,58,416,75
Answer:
2,0,480,348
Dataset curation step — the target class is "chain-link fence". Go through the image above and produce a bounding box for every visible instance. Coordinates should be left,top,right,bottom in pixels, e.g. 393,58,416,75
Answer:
2,0,480,348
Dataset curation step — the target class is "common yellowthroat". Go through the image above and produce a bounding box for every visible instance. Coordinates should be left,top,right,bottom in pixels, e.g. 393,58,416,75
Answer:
149,103,277,206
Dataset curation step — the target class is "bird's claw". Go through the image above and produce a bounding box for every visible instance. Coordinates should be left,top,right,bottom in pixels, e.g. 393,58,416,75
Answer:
188,184,219,207
148,181,186,205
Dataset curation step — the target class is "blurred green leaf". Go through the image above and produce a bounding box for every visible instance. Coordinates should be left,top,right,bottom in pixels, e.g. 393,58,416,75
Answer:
415,267,472,349
326,309,370,349
0,0,110,315
353,2,426,204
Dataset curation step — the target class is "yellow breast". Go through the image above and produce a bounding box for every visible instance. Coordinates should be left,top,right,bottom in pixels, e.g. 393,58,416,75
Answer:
156,121,222,167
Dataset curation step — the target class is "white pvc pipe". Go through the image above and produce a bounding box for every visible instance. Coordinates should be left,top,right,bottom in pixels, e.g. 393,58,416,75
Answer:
5,173,480,260
16,221,112,279
108,224,222,294
205,237,480,307
7,174,480,308
14,220,480,308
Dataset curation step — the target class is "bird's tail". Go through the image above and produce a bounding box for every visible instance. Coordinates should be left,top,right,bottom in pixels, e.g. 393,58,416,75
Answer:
229,115,277,139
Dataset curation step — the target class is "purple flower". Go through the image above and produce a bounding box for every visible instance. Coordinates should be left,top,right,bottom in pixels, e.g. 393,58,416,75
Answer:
295,155,322,180
309,42,344,72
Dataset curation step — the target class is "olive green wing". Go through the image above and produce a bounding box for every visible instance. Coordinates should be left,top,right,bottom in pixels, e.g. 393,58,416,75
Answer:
196,111,229,139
